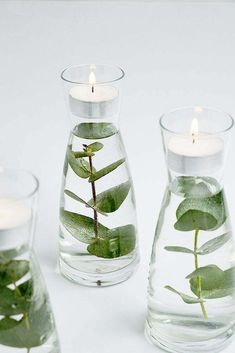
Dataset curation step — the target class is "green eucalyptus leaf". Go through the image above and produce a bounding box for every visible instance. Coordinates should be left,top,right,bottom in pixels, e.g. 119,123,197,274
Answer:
0,317,19,330
188,265,235,299
197,232,231,255
165,285,203,304
176,192,225,222
175,191,226,231
174,210,217,231
89,158,125,182
0,299,53,348
0,260,29,286
73,151,94,158
164,246,194,254
173,176,219,198
67,146,94,178
60,209,108,243
88,181,131,213
87,239,111,259
0,249,20,264
73,122,117,139
64,190,90,208
87,142,104,152
64,190,107,216
87,224,136,258
107,224,136,255
0,286,30,316
17,280,33,298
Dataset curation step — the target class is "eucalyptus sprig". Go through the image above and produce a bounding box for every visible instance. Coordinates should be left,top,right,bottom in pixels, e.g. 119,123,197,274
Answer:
62,122,136,259
164,176,234,319
0,253,52,352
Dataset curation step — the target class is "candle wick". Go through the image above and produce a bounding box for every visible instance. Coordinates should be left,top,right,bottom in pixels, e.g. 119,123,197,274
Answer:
92,85,94,93
192,133,195,144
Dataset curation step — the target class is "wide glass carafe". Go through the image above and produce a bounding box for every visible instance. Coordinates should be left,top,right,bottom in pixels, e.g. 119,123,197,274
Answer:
0,169,60,353
59,64,139,286
146,107,235,353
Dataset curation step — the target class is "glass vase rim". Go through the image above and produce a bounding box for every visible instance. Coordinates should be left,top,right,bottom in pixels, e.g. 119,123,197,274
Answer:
0,168,39,200
61,64,125,85
159,106,234,135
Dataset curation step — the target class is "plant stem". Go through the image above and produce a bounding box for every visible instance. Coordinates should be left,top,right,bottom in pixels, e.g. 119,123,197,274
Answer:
88,155,99,238
194,229,208,319
13,281,30,329
14,282,22,296
27,348,31,353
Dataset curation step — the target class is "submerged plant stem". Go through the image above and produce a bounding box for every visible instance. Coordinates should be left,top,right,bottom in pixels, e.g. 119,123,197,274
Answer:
194,229,208,319
13,281,30,330
88,155,99,238
25,313,30,329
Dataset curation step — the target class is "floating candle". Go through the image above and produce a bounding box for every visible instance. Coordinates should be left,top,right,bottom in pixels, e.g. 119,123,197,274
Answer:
69,69,119,118
0,199,31,230
167,117,224,174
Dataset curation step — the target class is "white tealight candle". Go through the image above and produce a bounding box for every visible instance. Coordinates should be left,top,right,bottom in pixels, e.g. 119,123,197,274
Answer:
69,70,119,118
167,118,224,174
0,199,32,230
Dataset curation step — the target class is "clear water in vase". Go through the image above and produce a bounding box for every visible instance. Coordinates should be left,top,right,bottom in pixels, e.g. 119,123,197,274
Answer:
146,176,235,353
59,122,139,286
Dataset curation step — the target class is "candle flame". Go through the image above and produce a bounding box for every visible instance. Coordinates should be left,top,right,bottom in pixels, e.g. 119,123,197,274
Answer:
191,118,199,144
89,71,96,86
194,106,203,114
89,70,96,93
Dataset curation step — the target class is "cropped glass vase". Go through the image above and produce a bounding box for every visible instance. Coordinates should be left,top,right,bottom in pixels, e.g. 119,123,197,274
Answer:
146,107,235,353
59,64,139,286
0,169,60,353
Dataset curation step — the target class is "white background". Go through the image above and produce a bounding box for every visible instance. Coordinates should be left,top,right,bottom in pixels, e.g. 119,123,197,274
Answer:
1,1,235,352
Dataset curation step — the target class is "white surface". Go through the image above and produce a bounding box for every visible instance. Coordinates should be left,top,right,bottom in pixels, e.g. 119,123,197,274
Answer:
1,1,235,352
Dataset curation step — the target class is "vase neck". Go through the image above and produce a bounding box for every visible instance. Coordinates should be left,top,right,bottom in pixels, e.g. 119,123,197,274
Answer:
69,114,120,133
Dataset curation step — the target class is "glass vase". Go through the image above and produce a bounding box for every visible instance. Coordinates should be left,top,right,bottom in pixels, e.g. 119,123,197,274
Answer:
0,169,60,353
146,107,235,353
59,64,139,286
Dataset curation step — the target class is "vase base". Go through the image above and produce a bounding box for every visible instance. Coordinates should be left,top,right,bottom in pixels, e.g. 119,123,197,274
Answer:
145,319,235,353
59,254,139,287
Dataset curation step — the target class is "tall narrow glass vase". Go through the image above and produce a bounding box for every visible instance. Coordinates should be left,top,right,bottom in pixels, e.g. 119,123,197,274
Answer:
59,64,139,286
146,107,235,353
0,169,60,353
